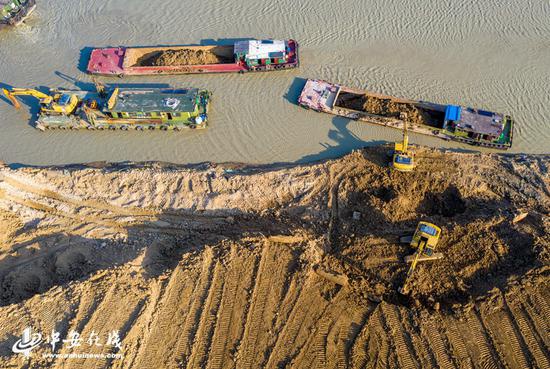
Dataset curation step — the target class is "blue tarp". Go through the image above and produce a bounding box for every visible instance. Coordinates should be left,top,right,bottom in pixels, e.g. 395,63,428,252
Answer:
445,105,461,121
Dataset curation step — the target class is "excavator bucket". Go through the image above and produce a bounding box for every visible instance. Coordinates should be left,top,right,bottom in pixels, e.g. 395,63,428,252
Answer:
2,88,21,109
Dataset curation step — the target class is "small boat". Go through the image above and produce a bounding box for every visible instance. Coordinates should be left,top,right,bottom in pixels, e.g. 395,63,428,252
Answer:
0,0,36,29
298,79,514,150
3,83,211,131
87,39,299,76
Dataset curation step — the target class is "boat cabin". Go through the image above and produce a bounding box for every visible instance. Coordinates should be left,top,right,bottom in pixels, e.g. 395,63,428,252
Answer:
234,40,289,67
1,0,34,25
442,105,507,142
103,88,201,122
1,0,19,19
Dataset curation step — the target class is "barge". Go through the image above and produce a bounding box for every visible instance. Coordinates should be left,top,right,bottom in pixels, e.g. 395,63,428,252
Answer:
298,79,513,149
87,39,298,76
3,83,211,131
0,0,36,29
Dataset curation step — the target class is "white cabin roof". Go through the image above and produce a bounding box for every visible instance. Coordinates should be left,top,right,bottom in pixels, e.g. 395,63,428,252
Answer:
234,40,286,60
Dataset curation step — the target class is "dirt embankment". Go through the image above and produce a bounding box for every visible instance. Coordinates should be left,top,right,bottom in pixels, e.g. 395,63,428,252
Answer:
138,48,232,66
335,92,440,126
0,147,548,369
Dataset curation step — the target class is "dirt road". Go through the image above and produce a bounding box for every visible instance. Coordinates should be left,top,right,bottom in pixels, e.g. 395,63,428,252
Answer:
0,147,548,368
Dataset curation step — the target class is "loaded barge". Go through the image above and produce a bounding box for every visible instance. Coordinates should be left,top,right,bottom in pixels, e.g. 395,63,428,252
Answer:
87,39,298,76
298,79,513,149
3,83,210,131
0,0,36,29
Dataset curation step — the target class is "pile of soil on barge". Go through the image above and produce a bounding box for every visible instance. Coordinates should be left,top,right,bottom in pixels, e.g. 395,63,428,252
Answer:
335,91,439,126
138,48,232,66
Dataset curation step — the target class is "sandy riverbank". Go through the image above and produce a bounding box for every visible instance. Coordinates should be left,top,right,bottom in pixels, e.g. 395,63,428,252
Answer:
0,146,548,368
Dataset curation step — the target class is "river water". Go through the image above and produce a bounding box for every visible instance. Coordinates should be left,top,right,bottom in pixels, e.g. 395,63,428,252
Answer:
0,0,548,165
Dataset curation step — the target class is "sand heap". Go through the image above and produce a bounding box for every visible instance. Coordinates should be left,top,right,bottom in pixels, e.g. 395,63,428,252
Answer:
139,49,230,66
336,92,430,126
0,147,548,368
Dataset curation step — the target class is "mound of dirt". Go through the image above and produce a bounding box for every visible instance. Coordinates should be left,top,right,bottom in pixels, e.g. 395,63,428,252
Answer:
139,49,230,66
335,92,435,126
0,146,548,368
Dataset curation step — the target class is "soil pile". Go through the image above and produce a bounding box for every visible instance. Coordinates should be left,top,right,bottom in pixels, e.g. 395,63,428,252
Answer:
0,147,548,368
139,49,231,66
336,92,433,126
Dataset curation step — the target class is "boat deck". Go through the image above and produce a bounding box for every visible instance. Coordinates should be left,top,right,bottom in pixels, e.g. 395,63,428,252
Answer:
110,89,199,113
87,48,126,75
298,79,339,111
457,108,504,136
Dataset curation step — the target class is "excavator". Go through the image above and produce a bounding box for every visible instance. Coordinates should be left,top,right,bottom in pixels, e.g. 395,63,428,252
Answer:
2,88,79,115
391,113,415,172
398,222,442,295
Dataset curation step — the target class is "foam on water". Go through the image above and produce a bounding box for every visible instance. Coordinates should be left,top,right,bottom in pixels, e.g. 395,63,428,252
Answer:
0,0,548,165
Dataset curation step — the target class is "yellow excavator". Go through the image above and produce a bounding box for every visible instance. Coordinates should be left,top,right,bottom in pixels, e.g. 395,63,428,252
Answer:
391,114,415,172
2,88,79,115
399,222,442,295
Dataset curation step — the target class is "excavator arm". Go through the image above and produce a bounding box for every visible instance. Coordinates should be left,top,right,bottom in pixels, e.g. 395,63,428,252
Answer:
3,88,52,109
2,88,21,109
399,239,426,295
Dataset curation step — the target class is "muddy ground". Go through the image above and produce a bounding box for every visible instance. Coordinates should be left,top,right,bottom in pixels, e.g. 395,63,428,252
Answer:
138,49,232,66
0,146,548,368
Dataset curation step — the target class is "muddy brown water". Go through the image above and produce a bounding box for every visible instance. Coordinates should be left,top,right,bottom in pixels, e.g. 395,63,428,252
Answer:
0,0,549,165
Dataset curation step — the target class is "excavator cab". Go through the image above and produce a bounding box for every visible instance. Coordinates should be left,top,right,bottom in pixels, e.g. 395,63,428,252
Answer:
399,221,442,295
410,222,441,256
391,117,415,172
47,93,79,115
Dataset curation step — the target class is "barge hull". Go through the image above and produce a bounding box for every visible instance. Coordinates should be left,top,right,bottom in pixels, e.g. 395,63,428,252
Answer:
298,79,513,150
87,40,298,76
31,89,209,131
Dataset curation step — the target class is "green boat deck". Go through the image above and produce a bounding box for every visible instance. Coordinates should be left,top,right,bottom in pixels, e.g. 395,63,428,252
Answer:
107,89,200,114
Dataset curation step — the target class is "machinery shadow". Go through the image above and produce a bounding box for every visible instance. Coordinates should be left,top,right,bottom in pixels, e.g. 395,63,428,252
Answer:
295,116,388,164
284,77,308,105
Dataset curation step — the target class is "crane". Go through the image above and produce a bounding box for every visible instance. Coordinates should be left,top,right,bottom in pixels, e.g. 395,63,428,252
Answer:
391,113,415,171
3,87,79,115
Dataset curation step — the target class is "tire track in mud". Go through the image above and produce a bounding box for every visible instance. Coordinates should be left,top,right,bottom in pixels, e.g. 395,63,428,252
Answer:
372,306,392,368
1,173,157,217
442,318,473,368
423,318,457,369
133,265,199,369
236,241,302,369
206,247,256,369
236,244,273,369
402,312,438,369
465,311,502,369
292,293,352,368
174,250,216,367
522,296,550,356
58,282,143,369
0,173,228,231
380,303,420,369
186,261,225,369
326,304,367,369
264,276,331,368
483,301,531,369
508,302,550,369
